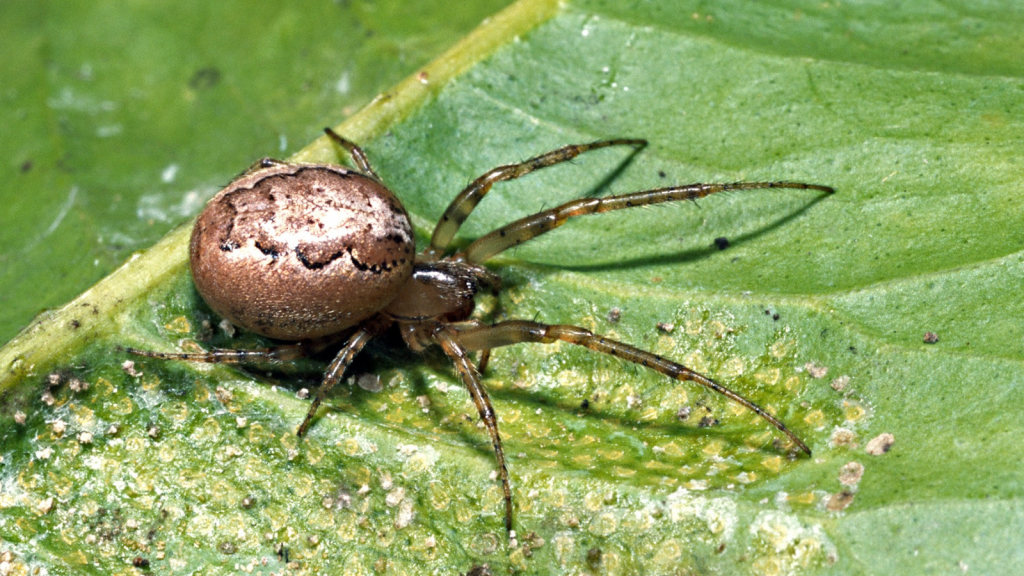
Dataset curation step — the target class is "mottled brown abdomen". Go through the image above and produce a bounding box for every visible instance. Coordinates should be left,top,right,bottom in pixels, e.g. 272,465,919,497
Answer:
190,163,414,340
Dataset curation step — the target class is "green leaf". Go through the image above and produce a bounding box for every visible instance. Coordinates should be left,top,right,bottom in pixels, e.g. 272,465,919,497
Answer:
3,0,1024,574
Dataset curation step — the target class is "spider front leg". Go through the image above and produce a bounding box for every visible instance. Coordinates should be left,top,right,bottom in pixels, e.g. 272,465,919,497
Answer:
451,320,812,455
324,127,381,181
296,323,383,437
424,138,647,258
433,328,515,533
460,181,834,264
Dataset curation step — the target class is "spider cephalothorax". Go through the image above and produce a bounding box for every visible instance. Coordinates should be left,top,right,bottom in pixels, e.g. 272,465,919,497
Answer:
129,128,832,533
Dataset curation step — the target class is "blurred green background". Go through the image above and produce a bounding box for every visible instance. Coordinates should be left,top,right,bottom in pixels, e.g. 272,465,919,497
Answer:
0,0,513,345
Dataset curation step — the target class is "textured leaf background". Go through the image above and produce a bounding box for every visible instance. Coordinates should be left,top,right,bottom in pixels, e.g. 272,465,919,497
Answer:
2,0,1024,575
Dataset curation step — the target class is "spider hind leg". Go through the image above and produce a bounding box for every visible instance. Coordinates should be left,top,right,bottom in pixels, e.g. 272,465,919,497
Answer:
451,320,812,456
434,327,515,532
123,342,312,364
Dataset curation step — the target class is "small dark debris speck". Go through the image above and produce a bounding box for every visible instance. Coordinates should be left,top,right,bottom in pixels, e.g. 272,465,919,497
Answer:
586,548,602,568
190,67,221,89
698,416,719,428
826,490,855,512
580,399,590,410
713,237,730,250
466,564,494,576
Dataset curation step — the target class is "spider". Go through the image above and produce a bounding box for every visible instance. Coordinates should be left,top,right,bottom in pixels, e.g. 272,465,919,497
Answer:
128,128,832,533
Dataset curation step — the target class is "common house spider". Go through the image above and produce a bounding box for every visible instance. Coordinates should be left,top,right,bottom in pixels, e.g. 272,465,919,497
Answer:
128,128,832,533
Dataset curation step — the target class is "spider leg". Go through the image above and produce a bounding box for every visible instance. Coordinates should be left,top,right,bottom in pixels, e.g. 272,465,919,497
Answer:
434,328,514,532
324,127,381,181
425,139,647,258
124,342,316,364
477,349,492,374
450,320,812,456
237,157,290,178
460,181,834,264
445,320,493,373
296,326,379,437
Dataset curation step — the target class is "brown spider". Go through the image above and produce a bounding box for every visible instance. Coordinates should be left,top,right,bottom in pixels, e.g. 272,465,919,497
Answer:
128,128,832,533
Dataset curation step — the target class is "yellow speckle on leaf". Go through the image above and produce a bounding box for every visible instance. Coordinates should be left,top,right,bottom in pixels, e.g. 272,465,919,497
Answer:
652,538,682,565
720,357,745,378
160,401,188,422
343,437,361,456
746,430,774,448
279,432,299,451
770,339,795,358
305,442,325,465
125,437,146,452
654,335,676,355
191,417,221,442
584,491,603,511
803,410,826,429
755,368,782,386
164,316,192,334
193,381,211,402
703,440,724,457
597,449,624,461
660,441,687,457
791,492,816,505
762,456,783,473
843,401,866,422
588,511,618,536
69,404,95,427
157,441,178,463
683,349,710,373
557,369,583,387
109,396,135,416
685,318,704,335
141,373,161,391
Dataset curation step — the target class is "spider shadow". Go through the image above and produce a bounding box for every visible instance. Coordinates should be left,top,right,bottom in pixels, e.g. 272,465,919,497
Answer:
579,140,648,200
232,326,791,476
481,368,778,459
288,331,512,461
556,191,833,272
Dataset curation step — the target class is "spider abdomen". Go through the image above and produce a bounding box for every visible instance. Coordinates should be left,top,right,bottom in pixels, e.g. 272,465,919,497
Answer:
190,163,415,340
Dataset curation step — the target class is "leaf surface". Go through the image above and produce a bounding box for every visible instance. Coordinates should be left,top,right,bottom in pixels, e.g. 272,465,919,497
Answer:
2,1,1023,574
